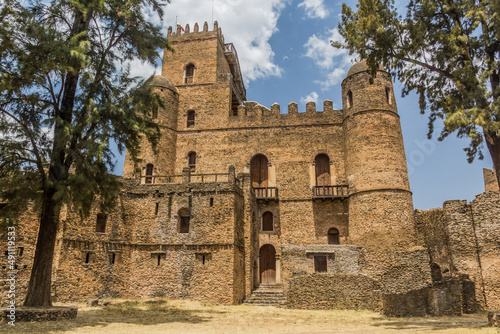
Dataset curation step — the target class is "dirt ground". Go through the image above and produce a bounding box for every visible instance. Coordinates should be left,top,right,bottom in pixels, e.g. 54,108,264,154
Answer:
1,298,498,334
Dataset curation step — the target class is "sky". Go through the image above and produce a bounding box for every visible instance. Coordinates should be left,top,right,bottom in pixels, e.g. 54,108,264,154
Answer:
116,0,494,210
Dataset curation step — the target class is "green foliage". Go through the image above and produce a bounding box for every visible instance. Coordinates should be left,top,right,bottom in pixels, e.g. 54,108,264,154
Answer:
0,0,170,217
335,0,499,164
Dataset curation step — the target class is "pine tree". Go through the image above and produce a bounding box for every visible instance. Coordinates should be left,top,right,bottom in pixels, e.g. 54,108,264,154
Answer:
0,0,170,306
334,0,500,188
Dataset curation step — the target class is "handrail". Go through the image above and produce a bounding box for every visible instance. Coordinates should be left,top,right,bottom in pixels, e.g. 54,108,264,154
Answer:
252,187,279,200
140,172,241,187
312,185,349,198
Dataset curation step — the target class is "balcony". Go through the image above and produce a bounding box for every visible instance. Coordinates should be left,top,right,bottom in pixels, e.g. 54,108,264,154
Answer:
253,187,279,201
312,185,349,200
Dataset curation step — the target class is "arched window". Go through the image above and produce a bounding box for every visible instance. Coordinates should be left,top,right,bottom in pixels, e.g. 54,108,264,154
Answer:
185,63,195,84
262,211,273,231
250,154,268,188
178,208,190,233
315,154,331,186
145,163,154,184
188,152,196,173
328,228,340,245
347,90,353,108
187,110,195,128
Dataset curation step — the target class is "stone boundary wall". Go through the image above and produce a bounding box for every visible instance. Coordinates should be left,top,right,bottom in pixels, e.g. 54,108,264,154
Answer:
286,273,382,311
2,307,77,322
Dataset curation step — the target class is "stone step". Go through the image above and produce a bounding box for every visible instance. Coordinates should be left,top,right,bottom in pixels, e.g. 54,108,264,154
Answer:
243,286,286,307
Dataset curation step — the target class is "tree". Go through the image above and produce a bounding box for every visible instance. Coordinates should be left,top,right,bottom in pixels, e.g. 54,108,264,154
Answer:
0,0,170,307
334,0,500,189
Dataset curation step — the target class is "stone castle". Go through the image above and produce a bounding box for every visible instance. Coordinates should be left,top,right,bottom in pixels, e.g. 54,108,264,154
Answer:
2,22,499,316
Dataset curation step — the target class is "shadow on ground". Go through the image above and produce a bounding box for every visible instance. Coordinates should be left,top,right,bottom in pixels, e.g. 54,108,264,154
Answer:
0,299,224,333
372,313,491,331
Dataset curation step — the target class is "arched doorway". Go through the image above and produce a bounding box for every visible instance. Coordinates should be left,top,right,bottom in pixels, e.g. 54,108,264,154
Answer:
259,244,276,285
250,154,268,188
328,228,340,245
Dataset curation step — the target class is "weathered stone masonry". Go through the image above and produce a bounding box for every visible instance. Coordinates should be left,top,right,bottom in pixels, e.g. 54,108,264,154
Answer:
2,22,498,316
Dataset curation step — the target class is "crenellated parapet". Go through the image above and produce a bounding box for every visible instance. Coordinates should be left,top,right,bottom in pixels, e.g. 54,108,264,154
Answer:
229,100,343,126
167,20,224,44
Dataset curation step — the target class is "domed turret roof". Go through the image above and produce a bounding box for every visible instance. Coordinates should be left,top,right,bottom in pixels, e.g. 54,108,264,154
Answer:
149,75,177,92
346,59,385,77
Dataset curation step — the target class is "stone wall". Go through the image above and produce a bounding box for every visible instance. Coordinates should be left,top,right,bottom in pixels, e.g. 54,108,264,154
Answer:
484,168,499,192
415,191,500,309
286,273,382,311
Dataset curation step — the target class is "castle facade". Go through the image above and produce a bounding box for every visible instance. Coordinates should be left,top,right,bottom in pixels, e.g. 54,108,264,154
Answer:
3,22,499,316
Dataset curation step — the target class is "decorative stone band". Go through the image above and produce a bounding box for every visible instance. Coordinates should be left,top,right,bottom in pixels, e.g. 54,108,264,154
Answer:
347,188,413,197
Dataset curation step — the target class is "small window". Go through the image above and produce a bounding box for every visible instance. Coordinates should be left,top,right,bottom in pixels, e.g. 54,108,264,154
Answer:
109,253,116,265
96,213,107,233
347,90,353,108
202,254,206,265
314,255,327,272
17,247,24,257
209,198,214,207
152,106,158,120
262,211,273,231
85,252,91,264
328,228,340,245
179,208,190,233
145,164,154,184
185,63,195,84
386,87,392,104
155,203,159,216
188,152,196,173
187,110,195,128
157,254,161,266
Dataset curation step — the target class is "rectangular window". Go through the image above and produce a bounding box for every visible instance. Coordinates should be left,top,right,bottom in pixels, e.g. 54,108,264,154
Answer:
96,213,107,233
314,256,327,273
209,198,214,207
155,203,159,215
17,247,24,257
179,216,190,233
109,253,116,265
85,252,91,264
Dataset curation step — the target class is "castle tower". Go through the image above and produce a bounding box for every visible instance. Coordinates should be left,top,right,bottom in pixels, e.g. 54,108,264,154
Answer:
162,21,246,123
122,75,179,181
342,60,417,273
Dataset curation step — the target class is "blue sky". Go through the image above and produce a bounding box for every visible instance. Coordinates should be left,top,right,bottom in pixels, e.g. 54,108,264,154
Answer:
117,0,493,210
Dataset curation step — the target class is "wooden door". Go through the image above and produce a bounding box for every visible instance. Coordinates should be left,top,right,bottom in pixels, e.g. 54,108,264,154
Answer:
251,155,268,188
259,244,276,285
315,154,331,186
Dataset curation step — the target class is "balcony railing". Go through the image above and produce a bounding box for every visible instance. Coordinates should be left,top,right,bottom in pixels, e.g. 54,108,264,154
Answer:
253,187,279,201
312,185,349,199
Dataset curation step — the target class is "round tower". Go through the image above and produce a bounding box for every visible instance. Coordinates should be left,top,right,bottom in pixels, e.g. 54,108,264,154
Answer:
342,60,416,273
123,75,179,180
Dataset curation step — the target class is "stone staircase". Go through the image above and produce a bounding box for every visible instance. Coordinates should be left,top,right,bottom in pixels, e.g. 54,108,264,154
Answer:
243,284,286,307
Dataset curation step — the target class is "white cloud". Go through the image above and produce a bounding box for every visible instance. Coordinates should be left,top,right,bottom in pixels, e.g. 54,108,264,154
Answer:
300,91,319,104
304,28,349,69
304,28,358,90
298,0,330,19
138,0,287,85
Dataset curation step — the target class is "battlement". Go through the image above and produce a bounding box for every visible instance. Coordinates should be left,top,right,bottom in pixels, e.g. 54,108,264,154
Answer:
231,100,342,121
167,21,224,44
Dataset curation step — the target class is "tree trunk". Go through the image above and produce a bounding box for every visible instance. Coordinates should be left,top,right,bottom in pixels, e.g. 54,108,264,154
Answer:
484,130,500,190
23,188,60,307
